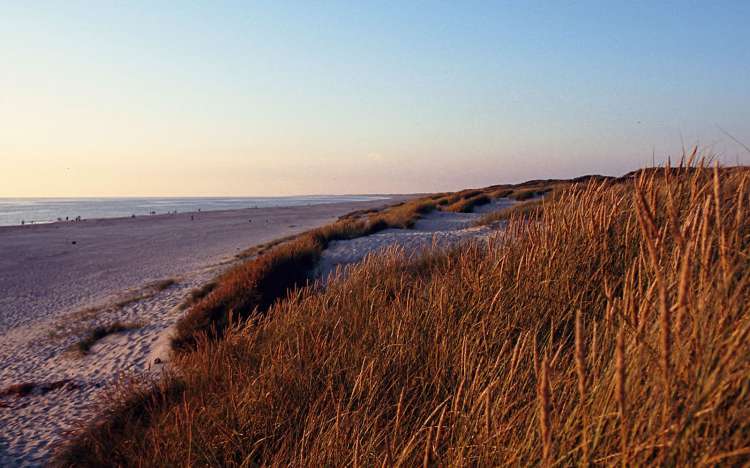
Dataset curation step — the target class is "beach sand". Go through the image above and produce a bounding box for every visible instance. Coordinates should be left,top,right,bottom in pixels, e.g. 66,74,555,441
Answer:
0,198,403,467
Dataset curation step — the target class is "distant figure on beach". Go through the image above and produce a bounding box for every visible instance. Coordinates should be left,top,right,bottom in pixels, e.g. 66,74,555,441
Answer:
190,215,194,221
21,220,24,225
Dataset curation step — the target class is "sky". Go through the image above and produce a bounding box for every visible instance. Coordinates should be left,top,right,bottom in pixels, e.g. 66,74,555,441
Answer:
1,1,749,197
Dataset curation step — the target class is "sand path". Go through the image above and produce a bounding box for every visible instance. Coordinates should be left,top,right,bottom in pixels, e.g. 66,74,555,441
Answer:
317,197,517,280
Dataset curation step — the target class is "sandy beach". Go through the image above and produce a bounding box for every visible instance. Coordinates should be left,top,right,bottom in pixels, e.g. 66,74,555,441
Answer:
0,198,403,466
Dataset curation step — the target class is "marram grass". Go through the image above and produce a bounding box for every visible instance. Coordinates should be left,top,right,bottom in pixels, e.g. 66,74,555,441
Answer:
57,164,750,466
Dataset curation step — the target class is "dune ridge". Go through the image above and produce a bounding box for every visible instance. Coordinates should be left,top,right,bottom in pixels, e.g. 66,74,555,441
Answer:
55,163,750,466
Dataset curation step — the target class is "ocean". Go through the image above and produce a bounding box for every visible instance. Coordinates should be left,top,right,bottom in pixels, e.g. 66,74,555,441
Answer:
0,195,388,227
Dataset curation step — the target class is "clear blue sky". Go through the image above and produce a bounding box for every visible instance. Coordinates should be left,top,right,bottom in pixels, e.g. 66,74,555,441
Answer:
1,1,749,196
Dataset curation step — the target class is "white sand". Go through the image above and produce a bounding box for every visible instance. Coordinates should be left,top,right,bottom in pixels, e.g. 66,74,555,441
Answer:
0,198,402,467
317,197,517,281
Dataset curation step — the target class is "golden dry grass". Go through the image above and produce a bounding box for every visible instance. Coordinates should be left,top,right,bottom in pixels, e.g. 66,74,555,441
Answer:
488,188,514,199
510,186,553,201
444,194,491,213
170,198,437,351
474,198,545,225
474,185,565,225
435,189,482,207
178,281,217,311
57,164,750,466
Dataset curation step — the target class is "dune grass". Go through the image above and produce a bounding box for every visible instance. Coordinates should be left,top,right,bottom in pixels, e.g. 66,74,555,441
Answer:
234,233,302,260
73,322,142,355
474,184,560,225
444,194,492,213
178,282,218,311
510,186,553,201
373,199,436,227
170,198,438,352
437,185,556,214
475,197,545,225
488,188,514,198
434,189,485,208
56,163,750,466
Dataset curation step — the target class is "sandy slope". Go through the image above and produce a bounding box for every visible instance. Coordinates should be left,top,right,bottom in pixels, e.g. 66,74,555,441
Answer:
317,198,517,280
0,198,400,467
0,196,515,466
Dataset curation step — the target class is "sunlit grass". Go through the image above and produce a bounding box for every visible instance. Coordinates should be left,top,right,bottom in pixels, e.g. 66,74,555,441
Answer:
57,163,750,466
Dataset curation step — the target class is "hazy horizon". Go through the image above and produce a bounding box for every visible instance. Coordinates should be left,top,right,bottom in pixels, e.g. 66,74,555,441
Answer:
2,1,749,197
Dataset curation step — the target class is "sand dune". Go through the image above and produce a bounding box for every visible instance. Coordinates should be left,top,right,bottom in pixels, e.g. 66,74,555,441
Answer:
317,198,517,280
0,196,517,466
0,198,402,467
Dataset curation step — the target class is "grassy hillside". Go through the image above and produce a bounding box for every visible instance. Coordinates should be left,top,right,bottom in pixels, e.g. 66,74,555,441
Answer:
56,164,750,466
171,187,532,352
170,197,441,351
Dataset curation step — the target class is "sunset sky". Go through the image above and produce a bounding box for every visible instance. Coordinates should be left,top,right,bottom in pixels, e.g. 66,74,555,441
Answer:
2,1,749,197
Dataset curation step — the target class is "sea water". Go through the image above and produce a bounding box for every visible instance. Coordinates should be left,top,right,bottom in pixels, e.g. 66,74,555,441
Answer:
0,195,387,227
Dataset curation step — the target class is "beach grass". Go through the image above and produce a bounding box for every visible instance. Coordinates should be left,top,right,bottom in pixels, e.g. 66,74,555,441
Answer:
510,186,553,201
178,281,218,310
170,197,438,352
474,197,545,225
444,194,491,212
72,322,142,355
56,162,750,466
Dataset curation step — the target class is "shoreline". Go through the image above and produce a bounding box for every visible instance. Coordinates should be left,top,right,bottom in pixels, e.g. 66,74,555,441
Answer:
0,196,408,466
0,195,398,231
0,198,409,332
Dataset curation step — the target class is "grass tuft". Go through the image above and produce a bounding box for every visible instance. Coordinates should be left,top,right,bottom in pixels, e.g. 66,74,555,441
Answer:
511,186,553,201
444,194,491,213
1,379,77,398
178,282,217,310
73,322,142,355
